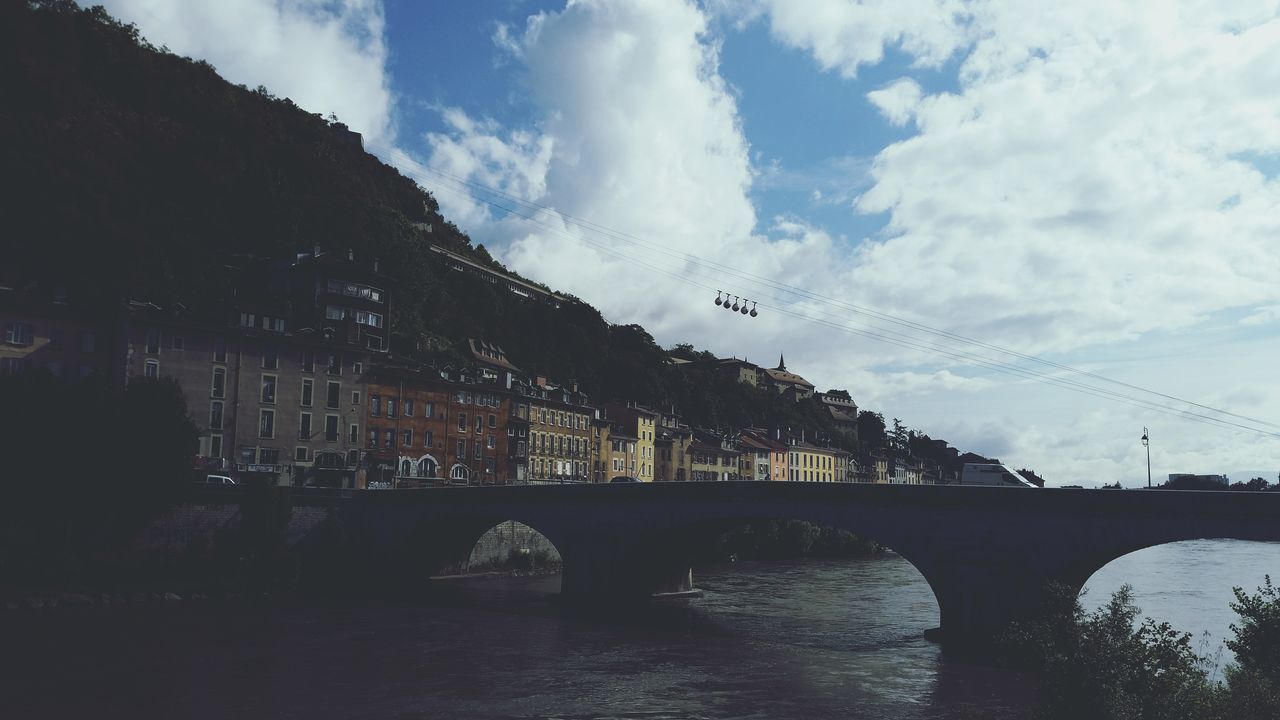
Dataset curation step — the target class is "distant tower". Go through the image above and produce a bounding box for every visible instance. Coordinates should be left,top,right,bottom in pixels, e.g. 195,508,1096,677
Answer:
777,353,786,371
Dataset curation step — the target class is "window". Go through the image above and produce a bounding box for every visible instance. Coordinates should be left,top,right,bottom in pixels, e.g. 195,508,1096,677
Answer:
260,375,277,404
325,415,339,442
486,434,495,449
49,328,64,349
403,399,413,417
383,430,394,448
424,431,434,448
539,408,546,424
458,412,467,432
301,350,314,372
295,447,309,462
240,447,257,465
171,335,185,350
259,448,280,465
211,368,226,398
353,361,363,375
259,410,275,438
301,379,313,407
485,458,495,474
80,332,95,353
370,395,382,416
327,354,341,375
402,429,413,447
351,391,361,406
326,280,384,303
367,428,378,448
210,401,224,430
213,337,226,363
418,457,437,478
424,401,434,418
240,313,255,328
144,359,159,378
488,413,496,428
3,322,32,347
326,381,340,409
262,345,278,370
475,415,482,433
299,412,312,440
451,465,469,481
456,439,465,458
145,329,160,354
348,423,359,444
387,398,397,418
209,434,222,458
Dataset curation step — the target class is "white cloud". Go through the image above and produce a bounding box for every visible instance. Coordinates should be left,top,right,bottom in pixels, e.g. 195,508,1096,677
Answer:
738,0,971,77
99,0,394,145
867,78,923,126
421,0,818,348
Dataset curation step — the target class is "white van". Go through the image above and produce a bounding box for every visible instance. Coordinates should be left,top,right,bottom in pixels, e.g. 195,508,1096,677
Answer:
200,474,237,485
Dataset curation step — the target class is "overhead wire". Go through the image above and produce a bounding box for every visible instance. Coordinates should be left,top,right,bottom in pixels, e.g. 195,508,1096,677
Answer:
376,145,1280,439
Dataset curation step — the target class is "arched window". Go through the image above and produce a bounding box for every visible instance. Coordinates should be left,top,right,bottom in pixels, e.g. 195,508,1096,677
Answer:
418,457,437,478
400,459,412,477
451,464,469,481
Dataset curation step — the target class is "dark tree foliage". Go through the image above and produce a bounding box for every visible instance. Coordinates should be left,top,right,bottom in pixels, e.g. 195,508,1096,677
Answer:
998,584,1215,720
856,411,887,448
0,373,197,585
998,579,1280,720
694,520,881,563
1220,577,1280,718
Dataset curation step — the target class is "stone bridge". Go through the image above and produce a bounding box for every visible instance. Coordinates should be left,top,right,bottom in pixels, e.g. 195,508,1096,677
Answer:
200,482,1280,653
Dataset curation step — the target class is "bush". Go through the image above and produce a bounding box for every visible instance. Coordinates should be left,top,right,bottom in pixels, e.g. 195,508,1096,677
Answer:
998,579,1280,720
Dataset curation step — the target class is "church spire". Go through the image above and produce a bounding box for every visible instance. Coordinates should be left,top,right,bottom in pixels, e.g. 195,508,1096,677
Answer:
777,353,786,371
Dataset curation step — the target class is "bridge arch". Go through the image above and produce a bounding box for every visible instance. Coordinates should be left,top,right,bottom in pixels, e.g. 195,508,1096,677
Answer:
1079,538,1280,623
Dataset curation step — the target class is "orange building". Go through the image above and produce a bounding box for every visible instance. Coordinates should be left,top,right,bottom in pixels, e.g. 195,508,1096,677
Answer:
364,366,517,487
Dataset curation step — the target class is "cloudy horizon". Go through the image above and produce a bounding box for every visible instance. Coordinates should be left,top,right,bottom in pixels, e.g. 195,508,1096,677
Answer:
99,0,1280,486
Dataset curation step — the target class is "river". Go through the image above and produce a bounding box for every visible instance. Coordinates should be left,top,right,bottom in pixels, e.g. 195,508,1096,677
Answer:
3,540,1277,719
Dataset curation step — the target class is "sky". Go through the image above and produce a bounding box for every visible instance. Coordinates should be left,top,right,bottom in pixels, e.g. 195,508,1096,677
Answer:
99,0,1280,487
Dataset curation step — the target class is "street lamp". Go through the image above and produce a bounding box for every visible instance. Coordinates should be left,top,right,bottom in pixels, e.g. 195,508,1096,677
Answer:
1141,427,1151,488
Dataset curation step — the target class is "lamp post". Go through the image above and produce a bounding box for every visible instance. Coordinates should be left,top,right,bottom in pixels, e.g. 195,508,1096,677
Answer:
1141,427,1151,488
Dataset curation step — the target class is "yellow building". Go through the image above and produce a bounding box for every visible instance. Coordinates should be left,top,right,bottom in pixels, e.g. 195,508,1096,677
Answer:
788,440,843,482
602,403,657,482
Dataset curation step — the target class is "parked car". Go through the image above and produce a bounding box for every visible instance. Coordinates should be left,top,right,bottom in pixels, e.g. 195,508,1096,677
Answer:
609,476,639,483
198,474,237,485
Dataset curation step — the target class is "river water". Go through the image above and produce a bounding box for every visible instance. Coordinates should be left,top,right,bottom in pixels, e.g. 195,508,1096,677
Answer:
3,540,1277,719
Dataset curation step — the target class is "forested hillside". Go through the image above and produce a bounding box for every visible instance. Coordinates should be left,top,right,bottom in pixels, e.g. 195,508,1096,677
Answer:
0,1,896,450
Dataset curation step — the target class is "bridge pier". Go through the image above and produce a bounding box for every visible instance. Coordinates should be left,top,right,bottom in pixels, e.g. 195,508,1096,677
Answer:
919,556,1065,656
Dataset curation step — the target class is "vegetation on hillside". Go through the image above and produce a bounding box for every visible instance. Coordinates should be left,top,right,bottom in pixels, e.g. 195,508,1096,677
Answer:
2,1,978,462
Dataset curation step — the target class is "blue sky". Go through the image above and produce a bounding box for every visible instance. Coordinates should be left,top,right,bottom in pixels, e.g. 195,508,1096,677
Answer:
100,0,1280,486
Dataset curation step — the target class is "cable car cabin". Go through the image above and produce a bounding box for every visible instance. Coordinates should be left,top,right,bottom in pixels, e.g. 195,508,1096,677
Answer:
960,463,1037,487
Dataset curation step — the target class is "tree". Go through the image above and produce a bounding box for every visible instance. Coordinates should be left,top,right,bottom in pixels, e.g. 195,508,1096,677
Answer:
1000,584,1215,720
856,411,886,449
1218,577,1280,718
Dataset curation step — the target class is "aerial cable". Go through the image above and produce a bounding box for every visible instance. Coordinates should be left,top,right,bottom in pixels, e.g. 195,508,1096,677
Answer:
405,156,1280,439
